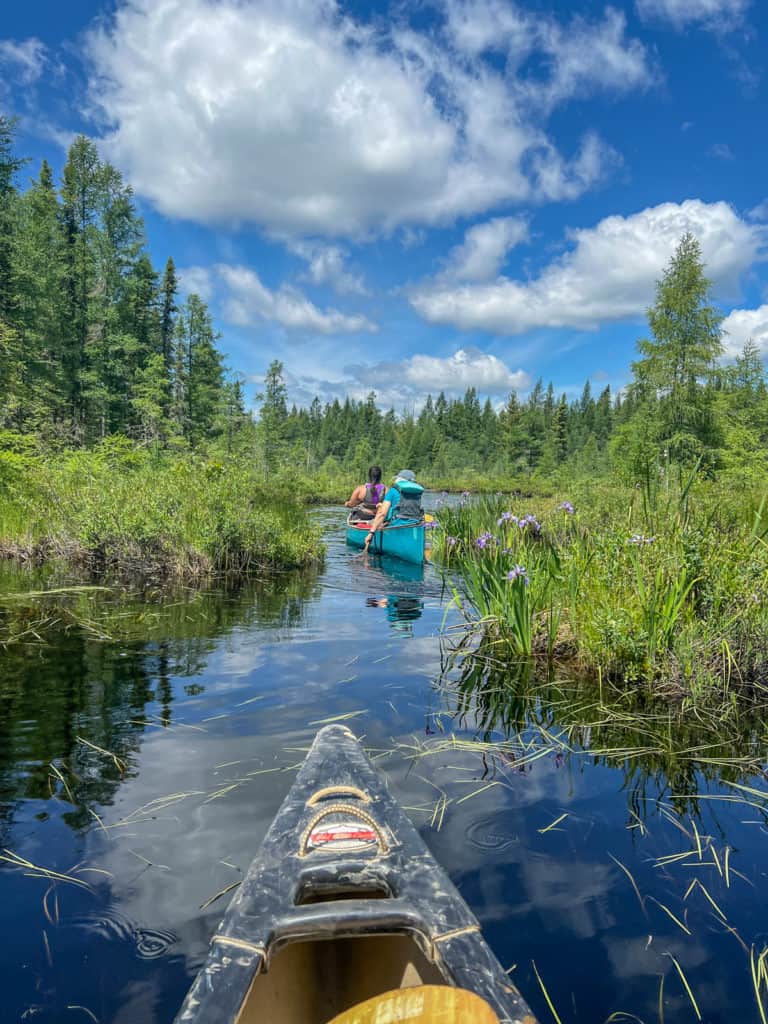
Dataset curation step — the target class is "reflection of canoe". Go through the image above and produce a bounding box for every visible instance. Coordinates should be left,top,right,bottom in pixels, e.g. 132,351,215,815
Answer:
173,725,537,1024
375,553,424,584
346,515,426,564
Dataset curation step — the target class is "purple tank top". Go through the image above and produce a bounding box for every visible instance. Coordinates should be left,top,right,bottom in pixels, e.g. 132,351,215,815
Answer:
364,482,385,505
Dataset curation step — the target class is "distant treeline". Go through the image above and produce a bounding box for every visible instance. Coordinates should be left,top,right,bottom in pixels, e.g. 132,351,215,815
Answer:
263,233,768,486
2,115,767,490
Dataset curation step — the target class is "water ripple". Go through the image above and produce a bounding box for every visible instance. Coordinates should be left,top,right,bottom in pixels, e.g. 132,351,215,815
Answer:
71,910,176,959
466,815,519,852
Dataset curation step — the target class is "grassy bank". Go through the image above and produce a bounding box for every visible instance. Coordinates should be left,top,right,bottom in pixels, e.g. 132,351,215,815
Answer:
431,477,768,707
0,437,324,578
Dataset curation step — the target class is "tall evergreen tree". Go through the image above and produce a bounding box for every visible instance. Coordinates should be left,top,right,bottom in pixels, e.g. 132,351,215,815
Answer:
630,232,724,468
258,359,289,468
0,115,26,323
160,257,177,370
60,136,102,427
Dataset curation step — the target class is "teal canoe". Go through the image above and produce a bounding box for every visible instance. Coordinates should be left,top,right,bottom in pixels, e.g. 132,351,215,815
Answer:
346,515,427,565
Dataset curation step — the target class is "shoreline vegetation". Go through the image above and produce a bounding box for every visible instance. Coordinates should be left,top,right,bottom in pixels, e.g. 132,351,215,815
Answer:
0,438,324,579
431,479,768,710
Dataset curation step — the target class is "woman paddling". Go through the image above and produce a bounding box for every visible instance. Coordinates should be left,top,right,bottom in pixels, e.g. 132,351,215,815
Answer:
345,465,385,521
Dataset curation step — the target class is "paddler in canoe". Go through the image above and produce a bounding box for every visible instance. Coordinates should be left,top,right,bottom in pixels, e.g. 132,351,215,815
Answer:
345,465,386,521
363,469,424,551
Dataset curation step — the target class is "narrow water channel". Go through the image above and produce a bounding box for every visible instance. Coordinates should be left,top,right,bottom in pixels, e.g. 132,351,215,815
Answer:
1,506,767,1023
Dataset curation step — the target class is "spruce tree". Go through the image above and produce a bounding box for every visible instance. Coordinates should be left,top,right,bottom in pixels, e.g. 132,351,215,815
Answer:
630,232,723,469
258,359,289,469
0,115,26,323
160,257,177,369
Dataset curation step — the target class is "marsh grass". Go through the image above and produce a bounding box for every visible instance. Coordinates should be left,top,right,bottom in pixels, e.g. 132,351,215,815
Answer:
0,439,324,578
433,480,768,703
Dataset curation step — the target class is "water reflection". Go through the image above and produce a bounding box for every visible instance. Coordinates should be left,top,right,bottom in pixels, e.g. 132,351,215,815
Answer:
365,595,424,636
441,633,768,821
0,568,321,842
2,519,768,1024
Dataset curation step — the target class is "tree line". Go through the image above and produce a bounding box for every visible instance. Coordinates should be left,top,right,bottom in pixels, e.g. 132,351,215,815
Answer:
261,234,767,484
0,116,245,447
2,113,765,487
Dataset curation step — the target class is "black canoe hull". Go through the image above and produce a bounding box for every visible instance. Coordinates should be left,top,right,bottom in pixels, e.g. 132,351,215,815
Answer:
173,725,537,1024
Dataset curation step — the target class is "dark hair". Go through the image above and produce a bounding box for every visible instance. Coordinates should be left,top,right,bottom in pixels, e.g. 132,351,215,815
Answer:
368,465,382,484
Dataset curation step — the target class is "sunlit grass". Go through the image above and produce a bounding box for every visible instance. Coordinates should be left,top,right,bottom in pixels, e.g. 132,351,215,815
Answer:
431,480,768,704
0,439,325,578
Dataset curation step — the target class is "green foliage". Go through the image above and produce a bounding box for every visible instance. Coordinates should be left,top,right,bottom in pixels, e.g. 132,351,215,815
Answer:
628,233,724,475
0,129,241,447
257,359,289,470
432,481,768,704
0,443,324,576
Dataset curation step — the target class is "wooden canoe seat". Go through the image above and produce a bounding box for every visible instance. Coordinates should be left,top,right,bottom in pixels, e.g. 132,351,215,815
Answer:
328,984,500,1024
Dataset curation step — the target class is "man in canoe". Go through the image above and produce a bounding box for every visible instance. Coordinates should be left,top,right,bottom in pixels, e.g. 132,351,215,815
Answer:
345,465,385,521
363,469,423,550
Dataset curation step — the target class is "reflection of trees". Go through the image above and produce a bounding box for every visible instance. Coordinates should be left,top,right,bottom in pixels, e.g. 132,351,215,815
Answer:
0,568,320,842
440,634,768,822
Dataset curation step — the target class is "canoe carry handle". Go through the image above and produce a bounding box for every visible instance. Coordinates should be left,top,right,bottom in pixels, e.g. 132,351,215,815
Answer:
300,803,388,857
307,785,371,806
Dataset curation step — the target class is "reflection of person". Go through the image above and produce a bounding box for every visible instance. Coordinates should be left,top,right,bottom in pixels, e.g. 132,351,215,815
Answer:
345,465,385,520
364,469,422,549
366,595,424,635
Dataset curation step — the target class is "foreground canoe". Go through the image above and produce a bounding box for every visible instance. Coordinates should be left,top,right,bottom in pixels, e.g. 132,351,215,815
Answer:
346,515,427,564
174,725,537,1024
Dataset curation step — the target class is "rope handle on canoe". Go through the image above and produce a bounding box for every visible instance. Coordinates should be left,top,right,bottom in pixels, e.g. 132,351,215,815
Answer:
306,785,371,807
299,803,389,857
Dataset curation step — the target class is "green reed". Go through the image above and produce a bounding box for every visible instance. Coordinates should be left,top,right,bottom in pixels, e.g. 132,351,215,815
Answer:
432,482,768,702
0,438,324,578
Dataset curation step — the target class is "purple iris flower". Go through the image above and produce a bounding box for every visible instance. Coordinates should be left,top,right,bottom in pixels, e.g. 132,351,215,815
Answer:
507,565,529,585
497,511,518,526
558,501,575,515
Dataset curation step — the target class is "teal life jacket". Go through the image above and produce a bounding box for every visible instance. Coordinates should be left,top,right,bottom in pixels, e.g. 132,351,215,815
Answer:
392,480,424,522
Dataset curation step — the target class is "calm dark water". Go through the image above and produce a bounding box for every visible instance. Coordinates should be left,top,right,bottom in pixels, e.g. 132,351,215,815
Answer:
2,506,768,1023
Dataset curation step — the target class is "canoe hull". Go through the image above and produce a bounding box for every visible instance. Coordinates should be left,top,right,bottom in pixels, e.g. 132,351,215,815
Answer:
173,725,537,1024
346,520,426,564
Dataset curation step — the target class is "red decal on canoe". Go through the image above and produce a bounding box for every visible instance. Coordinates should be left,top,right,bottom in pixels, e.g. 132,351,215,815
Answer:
307,820,379,851
311,829,377,843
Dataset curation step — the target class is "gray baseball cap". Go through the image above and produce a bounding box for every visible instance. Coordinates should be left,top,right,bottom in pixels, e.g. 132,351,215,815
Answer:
395,469,416,482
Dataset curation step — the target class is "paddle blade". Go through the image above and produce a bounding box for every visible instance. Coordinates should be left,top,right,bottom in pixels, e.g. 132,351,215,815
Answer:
328,984,500,1024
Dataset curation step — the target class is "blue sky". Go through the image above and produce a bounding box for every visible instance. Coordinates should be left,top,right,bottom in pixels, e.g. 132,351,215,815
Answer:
2,0,767,410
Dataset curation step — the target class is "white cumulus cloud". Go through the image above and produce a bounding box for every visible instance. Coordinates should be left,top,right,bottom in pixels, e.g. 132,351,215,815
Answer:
85,0,653,237
177,265,214,302
283,347,529,410
411,200,765,335
397,349,529,392
722,304,768,357
636,0,750,29
444,216,529,281
289,241,367,295
216,264,376,334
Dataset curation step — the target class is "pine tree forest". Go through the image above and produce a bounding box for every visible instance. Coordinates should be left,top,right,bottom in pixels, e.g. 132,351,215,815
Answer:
2,116,767,492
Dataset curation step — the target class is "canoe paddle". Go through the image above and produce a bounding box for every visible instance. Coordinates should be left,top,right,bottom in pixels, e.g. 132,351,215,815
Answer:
328,984,500,1024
